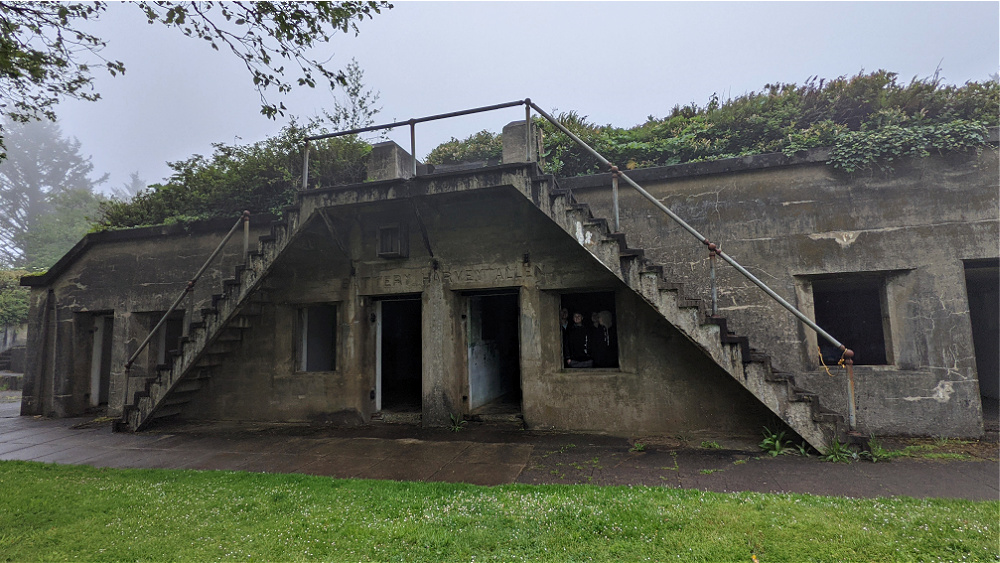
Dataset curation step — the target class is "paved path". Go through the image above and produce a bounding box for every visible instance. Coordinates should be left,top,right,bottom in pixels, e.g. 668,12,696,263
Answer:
1,394,997,500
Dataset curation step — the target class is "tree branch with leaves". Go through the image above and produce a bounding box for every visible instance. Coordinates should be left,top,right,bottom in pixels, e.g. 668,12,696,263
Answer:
0,1,390,155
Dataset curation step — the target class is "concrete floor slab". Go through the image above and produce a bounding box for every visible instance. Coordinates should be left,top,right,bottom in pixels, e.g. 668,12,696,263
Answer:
0,395,995,500
295,455,380,478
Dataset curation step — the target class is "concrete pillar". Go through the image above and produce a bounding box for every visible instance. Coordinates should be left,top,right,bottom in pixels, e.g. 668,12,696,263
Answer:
421,280,463,427
19,288,48,416
366,141,416,182
502,120,540,164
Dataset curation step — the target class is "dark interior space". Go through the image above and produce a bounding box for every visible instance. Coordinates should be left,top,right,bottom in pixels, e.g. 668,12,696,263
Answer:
380,299,422,412
157,313,185,367
97,316,113,405
469,292,521,413
560,291,619,368
965,262,999,428
812,278,888,366
299,304,336,372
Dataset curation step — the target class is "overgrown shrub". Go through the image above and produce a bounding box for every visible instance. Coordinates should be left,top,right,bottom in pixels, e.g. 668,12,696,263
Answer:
98,119,371,229
432,70,998,177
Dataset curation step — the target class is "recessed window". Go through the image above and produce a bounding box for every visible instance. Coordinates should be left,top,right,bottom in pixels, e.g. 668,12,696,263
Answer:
377,224,408,258
812,277,890,366
156,313,185,366
560,292,618,369
297,304,337,372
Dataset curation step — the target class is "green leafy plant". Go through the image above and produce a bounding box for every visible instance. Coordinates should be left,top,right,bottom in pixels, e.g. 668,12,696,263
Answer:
795,442,812,457
821,439,854,463
759,427,793,457
862,436,893,463
700,441,722,449
628,441,646,453
448,413,466,432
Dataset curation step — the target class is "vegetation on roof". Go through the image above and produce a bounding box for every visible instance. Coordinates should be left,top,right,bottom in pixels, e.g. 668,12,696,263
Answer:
428,70,998,176
98,70,997,230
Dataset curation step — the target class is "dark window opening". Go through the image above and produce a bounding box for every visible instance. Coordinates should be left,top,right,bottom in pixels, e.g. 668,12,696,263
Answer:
377,224,408,258
380,299,421,412
156,313,185,367
560,292,619,369
813,277,889,366
298,304,337,372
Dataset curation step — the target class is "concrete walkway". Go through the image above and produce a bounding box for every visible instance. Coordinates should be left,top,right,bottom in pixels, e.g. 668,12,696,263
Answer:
1,393,997,501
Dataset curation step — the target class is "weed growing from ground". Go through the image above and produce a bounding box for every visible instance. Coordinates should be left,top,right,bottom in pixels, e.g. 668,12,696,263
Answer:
700,440,722,449
759,427,793,456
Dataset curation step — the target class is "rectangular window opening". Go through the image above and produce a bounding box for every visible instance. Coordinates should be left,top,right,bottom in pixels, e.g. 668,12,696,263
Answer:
298,304,337,372
156,312,185,367
377,224,408,258
560,292,619,369
812,277,889,366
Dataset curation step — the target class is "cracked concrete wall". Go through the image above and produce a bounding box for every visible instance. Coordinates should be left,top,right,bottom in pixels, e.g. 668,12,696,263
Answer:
560,150,999,437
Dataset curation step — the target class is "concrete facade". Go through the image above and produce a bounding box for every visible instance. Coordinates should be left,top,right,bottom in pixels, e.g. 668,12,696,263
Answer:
560,146,999,438
19,128,998,442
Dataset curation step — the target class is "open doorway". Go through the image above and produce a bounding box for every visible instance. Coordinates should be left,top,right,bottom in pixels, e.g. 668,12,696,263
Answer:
89,314,113,408
965,260,999,431
376,298,422,413
467,291,521,415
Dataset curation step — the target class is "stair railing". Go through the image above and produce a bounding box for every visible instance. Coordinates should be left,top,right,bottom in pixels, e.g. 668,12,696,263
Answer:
299,99,857,430
124,210,251,372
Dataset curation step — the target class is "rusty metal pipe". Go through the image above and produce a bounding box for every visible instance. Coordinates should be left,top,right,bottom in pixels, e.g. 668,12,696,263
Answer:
304,100,527,142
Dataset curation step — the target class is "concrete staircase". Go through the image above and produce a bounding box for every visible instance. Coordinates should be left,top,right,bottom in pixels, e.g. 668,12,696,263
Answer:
115,206,305,432
525,172,846,453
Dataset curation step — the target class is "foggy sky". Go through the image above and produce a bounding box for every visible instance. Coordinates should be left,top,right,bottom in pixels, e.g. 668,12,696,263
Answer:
46,2,1000,193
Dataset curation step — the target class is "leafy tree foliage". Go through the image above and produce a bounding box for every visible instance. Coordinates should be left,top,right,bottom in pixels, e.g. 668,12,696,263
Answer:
108,171,147,202
0,1,390,154
98,120,370,229
428,71,998,176
0,269,29,327
425,130,503,166
17,188,104,270
0,117,106,267
99,62,381,229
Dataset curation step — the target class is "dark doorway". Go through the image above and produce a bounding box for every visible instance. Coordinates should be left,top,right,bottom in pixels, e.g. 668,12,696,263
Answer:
965,261,999,428
89,315,113,407
467,292,521,414
378,298,422,412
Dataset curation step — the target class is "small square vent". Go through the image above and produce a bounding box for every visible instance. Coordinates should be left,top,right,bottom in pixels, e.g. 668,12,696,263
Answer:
377,224,408,258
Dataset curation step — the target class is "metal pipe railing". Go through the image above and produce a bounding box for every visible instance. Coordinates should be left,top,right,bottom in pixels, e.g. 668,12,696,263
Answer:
300,99,858,429
124,211,251,372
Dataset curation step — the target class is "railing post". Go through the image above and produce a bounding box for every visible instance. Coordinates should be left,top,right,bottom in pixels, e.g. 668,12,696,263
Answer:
242,210,250,263
844,348,857,429
409,120,417,176
182,290,191,338
709,243,719,317
301,141,310,190
611,166,620,232
525,100,532,162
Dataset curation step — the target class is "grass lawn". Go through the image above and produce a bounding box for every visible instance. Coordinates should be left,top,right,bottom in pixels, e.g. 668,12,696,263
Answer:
0,461,995,562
